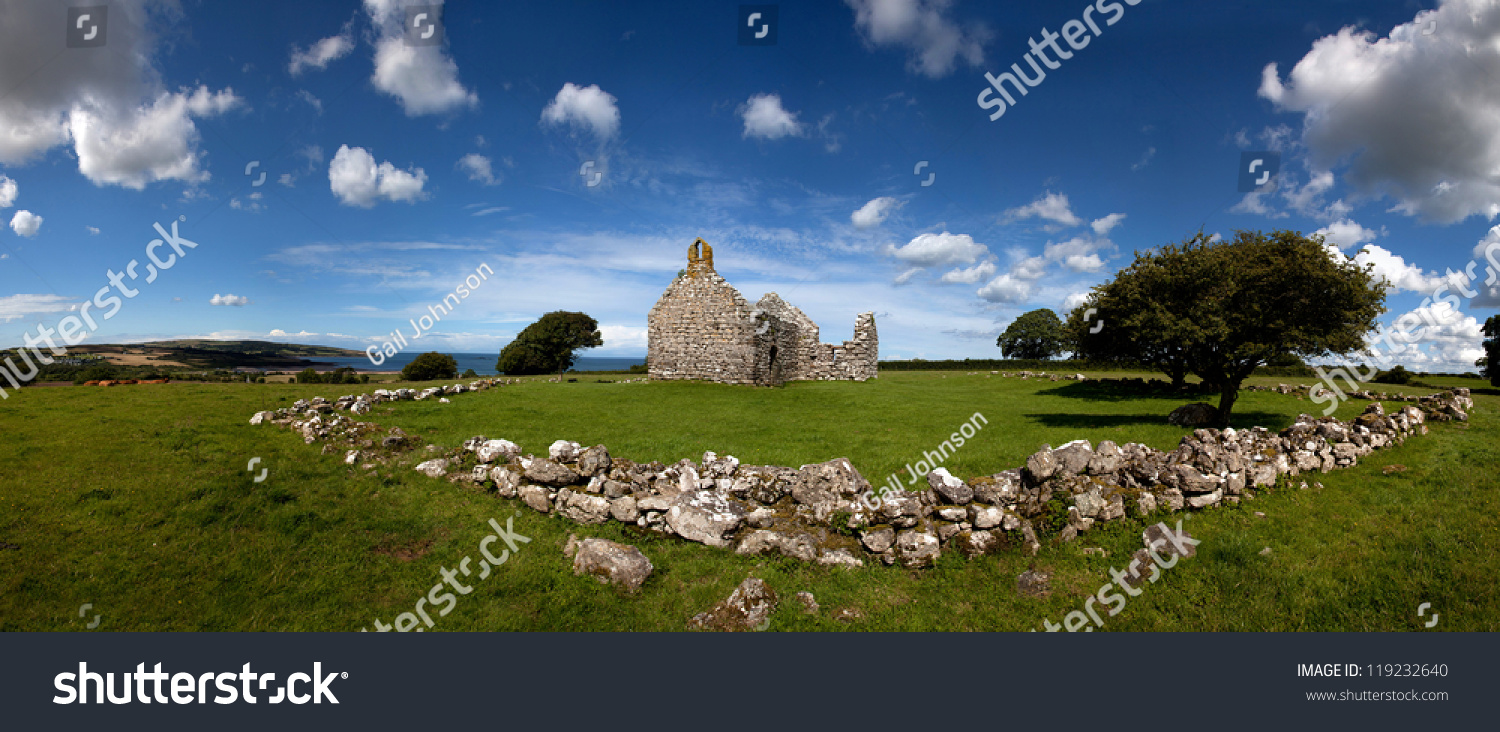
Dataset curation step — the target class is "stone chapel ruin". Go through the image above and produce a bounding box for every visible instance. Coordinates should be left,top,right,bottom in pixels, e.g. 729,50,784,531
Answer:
647,238,878,386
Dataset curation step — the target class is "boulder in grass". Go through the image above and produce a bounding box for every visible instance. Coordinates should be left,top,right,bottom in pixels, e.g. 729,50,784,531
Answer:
689,577,777,632
1168,403,1219,427
572,538,653,592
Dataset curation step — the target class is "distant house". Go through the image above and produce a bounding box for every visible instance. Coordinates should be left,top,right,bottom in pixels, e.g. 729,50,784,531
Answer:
646,238,877,386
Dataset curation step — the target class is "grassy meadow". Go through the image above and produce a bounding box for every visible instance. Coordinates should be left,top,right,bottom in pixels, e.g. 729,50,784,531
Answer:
1,370,1495,631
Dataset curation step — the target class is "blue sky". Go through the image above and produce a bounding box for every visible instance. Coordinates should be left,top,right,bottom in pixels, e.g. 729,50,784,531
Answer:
1,0,1497,371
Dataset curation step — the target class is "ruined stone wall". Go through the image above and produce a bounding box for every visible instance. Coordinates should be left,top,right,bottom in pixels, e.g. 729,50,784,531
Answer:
648,239,878,385
251,380,1475,572
647,241,761,384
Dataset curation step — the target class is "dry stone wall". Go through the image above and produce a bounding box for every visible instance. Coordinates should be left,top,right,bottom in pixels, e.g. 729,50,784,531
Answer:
249,379,1475,571
647,239,877,385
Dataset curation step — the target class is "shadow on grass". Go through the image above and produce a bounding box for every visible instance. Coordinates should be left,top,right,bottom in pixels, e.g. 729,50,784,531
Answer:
1034,381,1216,403
1023,411,1288,430
1468,387,1500,398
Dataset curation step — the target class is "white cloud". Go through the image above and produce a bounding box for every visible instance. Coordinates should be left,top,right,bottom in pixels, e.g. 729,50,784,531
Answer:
0,294,74,322
0,175,15,207
363,0,478,116
851,196,903,228
289,31,354,75
884,231,987,268
939,260,996,284
541,83,621,140
1370,306,1487,372
1130,146,1156,171
1062,291,1091,312
230,192,265,213
1328,243,1443,294
296,89,322,113
278,173,296,187
9,210,41,237
86,226,100,235
977,273,1033,303
329,145,428,207
738,93,803,140
1090,213,1126,235
1005,191,1082,227
1062,253,1105,272
845,0,988,78
210,294,251,307
471,206,509,217
456,153,498,185
1009,254,1048,280
1259,2,1500,223
1314,218,1380,249
68,86,244,190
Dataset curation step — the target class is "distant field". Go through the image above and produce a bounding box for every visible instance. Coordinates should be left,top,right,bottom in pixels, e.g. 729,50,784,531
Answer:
1,371,1494,631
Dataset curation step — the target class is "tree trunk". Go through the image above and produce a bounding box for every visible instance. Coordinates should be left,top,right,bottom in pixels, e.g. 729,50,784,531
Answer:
1216,383,1239,427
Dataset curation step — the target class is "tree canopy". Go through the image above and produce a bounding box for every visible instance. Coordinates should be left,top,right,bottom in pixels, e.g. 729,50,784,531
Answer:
1066,229,1387,425
1483,315,1499,387
996,308,1068,360
496,311,604,376
401,352,459,381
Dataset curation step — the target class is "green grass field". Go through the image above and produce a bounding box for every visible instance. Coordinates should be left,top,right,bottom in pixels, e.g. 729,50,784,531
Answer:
2,371,1495,631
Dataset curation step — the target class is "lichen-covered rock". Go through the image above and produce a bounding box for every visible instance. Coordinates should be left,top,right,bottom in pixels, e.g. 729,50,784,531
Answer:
928,467,973,504
951,530,999,558
519,485,551,513
558,491,612,524
735,530,817,562
1052,440,1094,476
895,529,940,568
475,439,521,463
666,490,745,547
970,469,1023,505
1025,446,1057,482
861,527,896,553
572,538,653,592
689,577,778,632
609,496,639,523
490,466,521,498
414,459,449,478
576,445,612,477
523,457,580,486
817,549,864,568
549,440,582,462
249,411,274,425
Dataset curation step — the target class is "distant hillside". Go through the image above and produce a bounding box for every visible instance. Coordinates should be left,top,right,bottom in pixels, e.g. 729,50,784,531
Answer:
62,341,364,371
136,340,363,357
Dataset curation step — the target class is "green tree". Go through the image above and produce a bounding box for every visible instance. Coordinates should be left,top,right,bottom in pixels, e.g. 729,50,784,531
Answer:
295,367,323,384
1069,230,1387,425
1372,365,1415,385
402,352,459,381
461,368,478,378
497,311,604,376
1483,315,1500,387
996,308,1067,360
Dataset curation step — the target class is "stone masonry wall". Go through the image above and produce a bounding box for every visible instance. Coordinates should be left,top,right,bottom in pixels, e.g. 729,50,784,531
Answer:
647,239,876,385
250,378,1474,572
